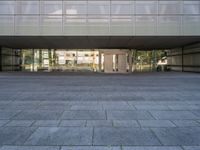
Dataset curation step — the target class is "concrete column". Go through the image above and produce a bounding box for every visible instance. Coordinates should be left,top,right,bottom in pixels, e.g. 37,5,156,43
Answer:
33,49,35,72
182,47,184,72
118,54,127,73
99,51,102,72
104,54,113,73
129,50,133,72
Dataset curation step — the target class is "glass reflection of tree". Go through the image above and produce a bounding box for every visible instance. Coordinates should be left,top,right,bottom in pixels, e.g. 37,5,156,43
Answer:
133,50,166,72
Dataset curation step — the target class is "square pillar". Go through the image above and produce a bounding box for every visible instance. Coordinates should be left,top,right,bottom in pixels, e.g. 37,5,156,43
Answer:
182,47,184,72
99,51,102,72
129,50,133,72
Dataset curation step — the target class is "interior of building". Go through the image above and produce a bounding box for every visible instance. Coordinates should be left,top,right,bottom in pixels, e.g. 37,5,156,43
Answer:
0,48,168,73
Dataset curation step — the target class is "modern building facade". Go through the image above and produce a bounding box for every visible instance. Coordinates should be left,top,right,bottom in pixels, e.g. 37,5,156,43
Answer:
0,0,200,73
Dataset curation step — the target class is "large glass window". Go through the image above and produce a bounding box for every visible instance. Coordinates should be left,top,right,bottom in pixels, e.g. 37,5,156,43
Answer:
41,1,62,15
0,1,15,14
159,1,181,14
183,1,200,14
136,1,157,14
17,1,39,14
111,1,132,15
64,1,87,15
88,1,110,15
20,49,100,72
1,48,21,71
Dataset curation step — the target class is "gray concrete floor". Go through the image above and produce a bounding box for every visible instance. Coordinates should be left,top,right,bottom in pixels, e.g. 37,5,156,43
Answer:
0,72,200,150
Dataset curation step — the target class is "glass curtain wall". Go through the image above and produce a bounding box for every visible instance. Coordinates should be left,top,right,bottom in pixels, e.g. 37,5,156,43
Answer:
132,50,167,72
0,47,21,71
21,49,99,72
0,48,167,72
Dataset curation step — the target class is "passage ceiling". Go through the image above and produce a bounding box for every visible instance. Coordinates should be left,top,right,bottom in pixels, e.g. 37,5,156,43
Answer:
0,36,200,50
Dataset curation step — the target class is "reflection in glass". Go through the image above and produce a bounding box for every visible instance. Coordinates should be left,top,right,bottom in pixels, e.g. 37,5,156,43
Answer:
21,49,100,72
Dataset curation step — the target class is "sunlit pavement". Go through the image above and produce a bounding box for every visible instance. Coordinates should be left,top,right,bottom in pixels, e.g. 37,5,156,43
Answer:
0,72,200,150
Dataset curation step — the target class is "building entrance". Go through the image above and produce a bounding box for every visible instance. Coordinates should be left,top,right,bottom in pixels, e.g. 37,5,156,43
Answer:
100,50,130,73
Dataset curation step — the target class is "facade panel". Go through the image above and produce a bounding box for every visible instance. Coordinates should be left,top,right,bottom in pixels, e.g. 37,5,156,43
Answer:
0,0,200,36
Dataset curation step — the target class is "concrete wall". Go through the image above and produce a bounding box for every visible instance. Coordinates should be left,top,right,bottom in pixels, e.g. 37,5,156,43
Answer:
167,43,200,72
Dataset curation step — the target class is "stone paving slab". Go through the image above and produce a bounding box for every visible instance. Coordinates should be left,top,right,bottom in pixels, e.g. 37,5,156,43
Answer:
103,104,134,110
113,120,140,127
0,120,9,127
59,120,86,127
0,103,10,109
32,120,60,127
37,105,71,110
0,146,59,150
86,120,113,127
6,101,41,110
167,105,200,110
66,101,100,105
149,111,199,120
5,120,34,127
93,127,161,146
25,127,93,146
107,111,154,120
0,127,36,145
70,105,103,110
0,111,21,120
134,105,170,110
152,127,200,146
1,72,200,148
191,110,200,117
13,110,63,120
138,120,176,127
101,102,129,106
61,111,106,120
61,146,121,150
172,120,200,127
183,146,200,150
122,146,183,150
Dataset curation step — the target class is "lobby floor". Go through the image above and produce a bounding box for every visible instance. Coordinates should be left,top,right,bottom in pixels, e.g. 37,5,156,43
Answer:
0,72,200,150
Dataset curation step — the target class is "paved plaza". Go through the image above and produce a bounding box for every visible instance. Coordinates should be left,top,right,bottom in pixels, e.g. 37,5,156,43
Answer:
0,72,200,150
